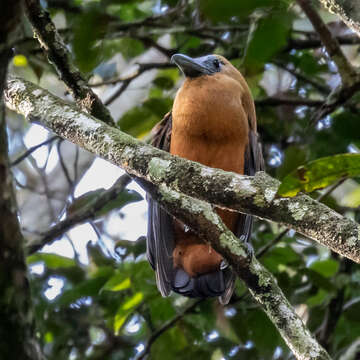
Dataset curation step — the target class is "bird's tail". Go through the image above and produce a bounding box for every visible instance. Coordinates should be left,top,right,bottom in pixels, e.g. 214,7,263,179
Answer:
171,264,235,304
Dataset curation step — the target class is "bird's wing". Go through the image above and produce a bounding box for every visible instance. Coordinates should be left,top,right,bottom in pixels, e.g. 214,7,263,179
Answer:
146,112,174,296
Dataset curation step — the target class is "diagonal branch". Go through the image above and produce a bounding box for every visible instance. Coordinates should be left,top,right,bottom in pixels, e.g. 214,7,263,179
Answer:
5,77,360,265
137,180,330,359
27,173,131,254
24,0,114,125
318,0,360,37
297,0,358,87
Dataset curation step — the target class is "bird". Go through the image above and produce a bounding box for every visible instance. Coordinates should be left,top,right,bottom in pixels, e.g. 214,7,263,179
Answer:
147,53,263,304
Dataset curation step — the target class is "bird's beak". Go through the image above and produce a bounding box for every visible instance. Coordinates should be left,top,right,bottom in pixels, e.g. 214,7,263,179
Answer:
171,54,210,77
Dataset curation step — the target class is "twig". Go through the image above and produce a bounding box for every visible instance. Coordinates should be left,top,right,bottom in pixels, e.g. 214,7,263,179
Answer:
137,299,204,360
256,178,346,259
91,62,174,88
310,80,360,126
274,61,330,95
339,338,360,360
10,135,59,167
255,97,323,107
256,228,289,258
24,0,114,124
104,63,175,105
317,258,352,350
27,174,131,254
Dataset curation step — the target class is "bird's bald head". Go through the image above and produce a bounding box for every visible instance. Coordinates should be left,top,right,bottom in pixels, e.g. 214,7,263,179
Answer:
171,53,242,81
171,54,226,77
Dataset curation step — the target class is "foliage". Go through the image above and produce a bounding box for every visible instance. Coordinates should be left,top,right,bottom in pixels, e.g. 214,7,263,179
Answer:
6,0,360,359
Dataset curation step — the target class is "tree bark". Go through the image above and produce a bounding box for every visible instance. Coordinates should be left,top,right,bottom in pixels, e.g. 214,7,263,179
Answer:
5,77,332,360
319,0,360,37
0,1,43,359
5,77,360,265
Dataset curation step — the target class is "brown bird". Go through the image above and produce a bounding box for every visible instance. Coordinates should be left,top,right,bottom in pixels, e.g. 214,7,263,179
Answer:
147,54,263,304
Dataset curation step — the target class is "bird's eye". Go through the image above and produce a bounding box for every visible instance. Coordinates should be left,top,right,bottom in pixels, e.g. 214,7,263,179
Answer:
213,58,220,69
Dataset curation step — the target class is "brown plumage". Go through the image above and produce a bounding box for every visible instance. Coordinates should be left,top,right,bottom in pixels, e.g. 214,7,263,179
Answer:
147,54,263,304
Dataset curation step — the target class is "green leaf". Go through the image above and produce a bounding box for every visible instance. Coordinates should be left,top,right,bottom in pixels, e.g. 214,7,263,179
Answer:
56,277,108,306
117,38,145,59
115,236,146,258
277,153,360,197
102,274,131,292
302,269,335,292
122,292,143,310
27,253,76,269
262,246,301,273
243,12,293,72
307,288,328,307
277,146,308,180
114,292,143,334
153,76,174,90
310,259,339,278
118,107,155,136
118,97,172,137
68,189,103,215
72,5,107,73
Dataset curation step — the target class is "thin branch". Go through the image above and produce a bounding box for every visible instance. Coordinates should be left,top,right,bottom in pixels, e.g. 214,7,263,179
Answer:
256,178,346,259
137,299,204,360
103,63,175,105
317,258,352,350
284,34,360,52
339,338,360,360
6,77,360,265
255,97,323,107
27,174,131,254
256,228,289,258
274,61,331,95
310,79,360,125
24,0,114,124
90,63,174,88
10,135,59,167
297,0,358,87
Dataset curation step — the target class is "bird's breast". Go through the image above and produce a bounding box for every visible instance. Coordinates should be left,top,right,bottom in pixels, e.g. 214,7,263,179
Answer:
170,74,249,173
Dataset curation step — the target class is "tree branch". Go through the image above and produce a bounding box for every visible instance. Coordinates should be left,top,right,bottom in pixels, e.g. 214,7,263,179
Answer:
27,174,131,254
284,34,360,52
5,77,360,265
24,0,114,125
10,135,59,167
0,2,42,358
318,0,360,37
297,0,358,87
3,75,337,358
135,178,330,359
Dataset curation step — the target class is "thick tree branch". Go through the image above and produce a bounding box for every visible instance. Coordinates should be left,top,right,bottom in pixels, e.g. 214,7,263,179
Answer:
137,180,330,359
24,0,114,125
318,0,360,37
5,77,360,265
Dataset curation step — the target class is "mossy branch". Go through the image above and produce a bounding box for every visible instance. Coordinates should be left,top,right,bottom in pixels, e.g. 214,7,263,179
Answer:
5,77,360,265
